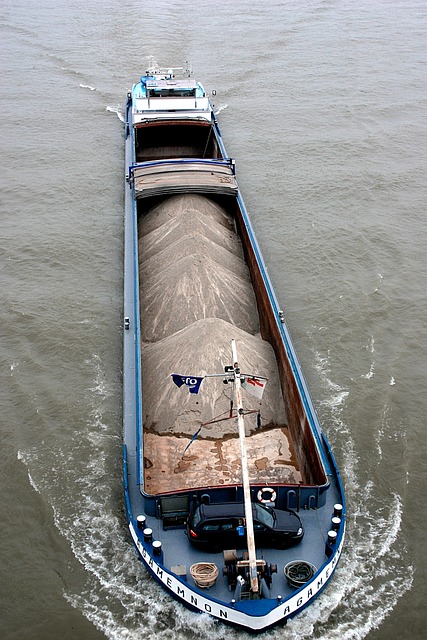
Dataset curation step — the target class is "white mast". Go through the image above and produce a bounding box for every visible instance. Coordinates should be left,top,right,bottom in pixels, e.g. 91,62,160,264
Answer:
231,339,258,594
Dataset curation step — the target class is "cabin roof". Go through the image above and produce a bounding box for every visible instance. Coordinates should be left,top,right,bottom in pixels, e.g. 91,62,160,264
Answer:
145,78,198,90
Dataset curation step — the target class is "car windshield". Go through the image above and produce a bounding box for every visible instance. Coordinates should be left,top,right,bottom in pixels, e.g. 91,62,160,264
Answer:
253,503,275,528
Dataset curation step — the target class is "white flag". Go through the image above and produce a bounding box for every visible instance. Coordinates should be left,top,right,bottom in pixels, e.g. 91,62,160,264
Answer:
241,376,267,400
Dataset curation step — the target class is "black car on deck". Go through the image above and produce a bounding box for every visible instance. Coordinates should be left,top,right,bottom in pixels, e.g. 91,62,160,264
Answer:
187,501,304,550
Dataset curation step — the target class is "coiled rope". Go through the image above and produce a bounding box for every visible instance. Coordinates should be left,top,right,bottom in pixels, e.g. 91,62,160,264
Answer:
190,562,219,588
284,561,317,588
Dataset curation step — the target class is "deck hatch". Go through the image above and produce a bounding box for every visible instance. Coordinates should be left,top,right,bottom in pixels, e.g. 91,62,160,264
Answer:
131,160,238,198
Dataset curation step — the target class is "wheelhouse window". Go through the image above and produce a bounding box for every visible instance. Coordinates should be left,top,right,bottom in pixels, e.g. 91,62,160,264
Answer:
148,88,196,98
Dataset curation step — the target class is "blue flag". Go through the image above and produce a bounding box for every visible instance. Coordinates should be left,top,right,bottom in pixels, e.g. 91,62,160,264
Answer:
171,374,204,394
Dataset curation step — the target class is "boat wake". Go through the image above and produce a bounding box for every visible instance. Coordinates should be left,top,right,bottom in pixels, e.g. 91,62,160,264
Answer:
107,105,125,122
15,341,411,640
285,343,414,640
14,355,229,639
214,103,228,115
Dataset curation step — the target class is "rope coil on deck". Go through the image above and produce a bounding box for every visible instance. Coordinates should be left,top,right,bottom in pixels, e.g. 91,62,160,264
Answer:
190,562,219,588
284,561,317,589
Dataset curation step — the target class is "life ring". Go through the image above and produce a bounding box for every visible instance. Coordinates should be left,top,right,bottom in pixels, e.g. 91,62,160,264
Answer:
257,487,277,504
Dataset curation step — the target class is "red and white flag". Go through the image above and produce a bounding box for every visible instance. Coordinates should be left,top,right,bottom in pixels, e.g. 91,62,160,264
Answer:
241,376,267,400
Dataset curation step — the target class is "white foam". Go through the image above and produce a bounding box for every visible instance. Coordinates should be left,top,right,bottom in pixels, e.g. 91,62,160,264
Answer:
378,493,402,558
17,450,41,493
373,273,383,293
79,84,98,91
361,362,375,379
329,389,349,407
297,337,414,639
215,103,228,115
107,105,125,122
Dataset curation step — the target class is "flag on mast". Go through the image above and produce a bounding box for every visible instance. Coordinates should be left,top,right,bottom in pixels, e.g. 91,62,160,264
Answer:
241,376,267,400
171,374,204,395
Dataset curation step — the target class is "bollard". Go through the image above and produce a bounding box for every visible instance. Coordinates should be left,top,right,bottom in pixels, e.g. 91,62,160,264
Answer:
152,540,162,556
143,527,153,542
327,530,337,545
333,503,343,518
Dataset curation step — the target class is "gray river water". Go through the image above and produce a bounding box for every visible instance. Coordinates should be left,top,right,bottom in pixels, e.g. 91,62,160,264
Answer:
1,1,426,638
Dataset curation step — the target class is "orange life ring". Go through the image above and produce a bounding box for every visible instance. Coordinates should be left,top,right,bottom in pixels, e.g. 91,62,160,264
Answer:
257,487,277,504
